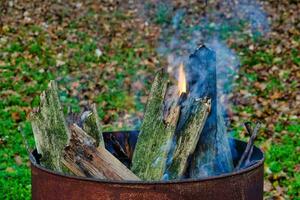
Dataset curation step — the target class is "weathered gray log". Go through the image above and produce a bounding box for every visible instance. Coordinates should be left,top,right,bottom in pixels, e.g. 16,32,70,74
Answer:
62,124,140,181
214,105,234,173
187,46,233,177
131,70,181,180
166,98,211,180
30,80,71,172
82,104,105,147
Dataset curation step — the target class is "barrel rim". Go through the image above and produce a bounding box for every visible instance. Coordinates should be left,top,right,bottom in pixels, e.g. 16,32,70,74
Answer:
30,137,264,185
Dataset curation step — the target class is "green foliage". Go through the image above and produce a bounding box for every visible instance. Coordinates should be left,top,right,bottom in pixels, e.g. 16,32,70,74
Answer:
242,50,275,66
291,49,300,66
265,77,284,92
266,130,300,198
29,42,43,56
5,42,24,53
154,3,172,25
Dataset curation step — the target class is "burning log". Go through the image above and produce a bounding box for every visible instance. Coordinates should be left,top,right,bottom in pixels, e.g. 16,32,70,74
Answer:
131,70,181,180
62,125,140,181
166,98,211,180
30,81,71,172
188,45,234,177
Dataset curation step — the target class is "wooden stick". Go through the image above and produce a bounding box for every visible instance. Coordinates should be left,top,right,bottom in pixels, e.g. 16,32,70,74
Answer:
30,80,71,172
234,122,261,170
166,98,211,180
244,122,261,166
131,70,180,180
62,125,140,181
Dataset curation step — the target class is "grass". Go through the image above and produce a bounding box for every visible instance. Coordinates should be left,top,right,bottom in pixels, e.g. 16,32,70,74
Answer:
266,130,300,198
0,1,299,199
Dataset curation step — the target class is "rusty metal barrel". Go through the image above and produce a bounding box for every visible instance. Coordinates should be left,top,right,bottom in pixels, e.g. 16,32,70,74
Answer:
31,131,264,200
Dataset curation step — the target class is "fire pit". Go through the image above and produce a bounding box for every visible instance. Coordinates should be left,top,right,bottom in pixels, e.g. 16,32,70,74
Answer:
31,130,264,200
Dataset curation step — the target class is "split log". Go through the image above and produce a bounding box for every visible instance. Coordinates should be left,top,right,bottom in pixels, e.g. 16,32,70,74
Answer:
30,81,71,172
166,98,211,180
82,104,105,147
66,104,104,147
187,46,233,177
62,124,140,181
131,70,181,180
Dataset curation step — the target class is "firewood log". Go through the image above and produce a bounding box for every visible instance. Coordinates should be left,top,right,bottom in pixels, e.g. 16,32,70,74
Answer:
188,46,233,177
131,70,181,180
66,104,104,147
62,124,140,181
30,81,71,172
81,104,105,147
166,98,211,180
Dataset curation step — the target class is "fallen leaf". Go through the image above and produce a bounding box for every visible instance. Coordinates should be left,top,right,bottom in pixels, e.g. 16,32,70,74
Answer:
6,167,15,173
264,180,273,192
270,92,282,100
11,112,21,122
14,155,23,166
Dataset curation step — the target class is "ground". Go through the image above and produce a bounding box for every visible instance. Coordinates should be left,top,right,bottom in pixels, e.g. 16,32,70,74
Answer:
0,0,299,199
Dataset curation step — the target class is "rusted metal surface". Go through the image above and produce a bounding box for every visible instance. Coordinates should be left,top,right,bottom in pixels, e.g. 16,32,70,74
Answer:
31,131,264,200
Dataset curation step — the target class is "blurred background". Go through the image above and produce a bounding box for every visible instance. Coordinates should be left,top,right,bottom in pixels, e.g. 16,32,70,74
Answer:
0,0,299,199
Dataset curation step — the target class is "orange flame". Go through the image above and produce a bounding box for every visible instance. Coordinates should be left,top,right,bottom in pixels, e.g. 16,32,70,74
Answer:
178,63,187,95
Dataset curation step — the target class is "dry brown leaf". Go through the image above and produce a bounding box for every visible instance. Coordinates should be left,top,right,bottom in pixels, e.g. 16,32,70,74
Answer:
14,155,23,166
264,180,273,192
